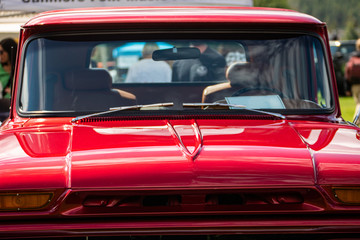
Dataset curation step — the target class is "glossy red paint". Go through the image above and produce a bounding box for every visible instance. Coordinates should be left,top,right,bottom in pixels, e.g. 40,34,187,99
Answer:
69,119,313,189
23,7,323,28
0,131,68,190
3,118,360,191
293,121,360,185
2,216,360,238
0,6,359,239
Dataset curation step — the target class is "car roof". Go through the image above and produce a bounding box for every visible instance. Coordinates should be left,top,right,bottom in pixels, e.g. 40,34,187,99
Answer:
23,6,323,28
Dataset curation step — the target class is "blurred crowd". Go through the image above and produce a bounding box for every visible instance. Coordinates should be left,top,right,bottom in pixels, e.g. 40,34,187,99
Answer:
345,38,360,120
0,38,17,100
0,37,17,119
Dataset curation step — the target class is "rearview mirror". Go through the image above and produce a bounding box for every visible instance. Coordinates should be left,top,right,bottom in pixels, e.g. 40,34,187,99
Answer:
152,47,201,61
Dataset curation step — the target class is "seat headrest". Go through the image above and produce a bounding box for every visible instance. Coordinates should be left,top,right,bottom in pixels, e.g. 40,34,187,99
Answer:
226,62,258,86
64,68,112,90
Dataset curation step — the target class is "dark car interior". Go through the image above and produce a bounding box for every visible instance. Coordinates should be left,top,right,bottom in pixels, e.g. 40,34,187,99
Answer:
17,33,333,117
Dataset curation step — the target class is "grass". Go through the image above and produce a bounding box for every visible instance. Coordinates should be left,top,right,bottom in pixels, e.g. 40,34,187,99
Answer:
339,96,356,122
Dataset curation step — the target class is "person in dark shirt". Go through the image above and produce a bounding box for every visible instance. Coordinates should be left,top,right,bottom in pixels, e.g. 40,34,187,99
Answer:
172,42,226,82
0,38,17,99
345,38,360,119
0,38,17,119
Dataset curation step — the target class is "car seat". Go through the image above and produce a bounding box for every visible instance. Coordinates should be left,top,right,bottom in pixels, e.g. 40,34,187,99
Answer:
54,68,136,111
202,61,258,103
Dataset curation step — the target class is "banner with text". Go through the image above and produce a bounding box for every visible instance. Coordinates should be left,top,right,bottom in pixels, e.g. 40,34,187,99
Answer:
0,0,253,12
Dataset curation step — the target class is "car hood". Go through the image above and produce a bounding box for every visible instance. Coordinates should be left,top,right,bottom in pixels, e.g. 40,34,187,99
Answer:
2,119,359,191
68,119,315,189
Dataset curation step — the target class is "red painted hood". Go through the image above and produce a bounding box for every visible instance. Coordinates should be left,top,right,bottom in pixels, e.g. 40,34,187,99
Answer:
69,119,314,189
291,121,360,186
5,118,360,191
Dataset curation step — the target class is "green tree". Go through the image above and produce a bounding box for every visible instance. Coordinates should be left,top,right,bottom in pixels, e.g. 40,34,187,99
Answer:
289,0,360,36
253,0,290,9
344,19,358,40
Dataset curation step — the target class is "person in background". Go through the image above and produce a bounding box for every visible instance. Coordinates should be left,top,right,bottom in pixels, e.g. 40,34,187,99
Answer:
0,56,9,99
125,42,172,83
0,38,18,99
218,42,247,67
345,38,360,120
172,42,226,82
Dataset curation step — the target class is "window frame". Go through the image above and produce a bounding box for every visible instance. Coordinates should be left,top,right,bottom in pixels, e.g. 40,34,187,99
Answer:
16,29,336,119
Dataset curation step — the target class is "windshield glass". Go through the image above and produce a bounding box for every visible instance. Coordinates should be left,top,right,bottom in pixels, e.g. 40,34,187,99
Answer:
19,33,333,116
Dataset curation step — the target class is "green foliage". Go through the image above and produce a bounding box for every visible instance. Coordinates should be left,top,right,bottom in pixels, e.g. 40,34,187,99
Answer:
339,96,356,121
253,0,290,9
254,0,360,36
288,0,360,37
344,19,359,40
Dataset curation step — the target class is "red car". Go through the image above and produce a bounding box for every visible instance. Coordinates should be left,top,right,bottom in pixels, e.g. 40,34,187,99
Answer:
1,6,360,240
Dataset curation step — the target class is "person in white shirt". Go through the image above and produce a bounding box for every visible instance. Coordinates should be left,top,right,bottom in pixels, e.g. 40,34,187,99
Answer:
125,42,172,83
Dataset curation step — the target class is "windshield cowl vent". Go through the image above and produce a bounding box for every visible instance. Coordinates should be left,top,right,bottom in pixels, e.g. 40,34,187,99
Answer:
75,114,278,123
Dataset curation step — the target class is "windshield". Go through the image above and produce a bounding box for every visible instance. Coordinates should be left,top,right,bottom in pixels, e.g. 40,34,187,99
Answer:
19,33,333,116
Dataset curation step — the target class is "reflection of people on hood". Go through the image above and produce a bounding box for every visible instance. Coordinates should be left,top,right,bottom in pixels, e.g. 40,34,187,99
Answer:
125,42,172,83
172,42,226,82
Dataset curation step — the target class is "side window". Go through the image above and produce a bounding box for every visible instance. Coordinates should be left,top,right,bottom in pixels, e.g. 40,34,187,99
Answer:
21,39,42,112
312,40,331,108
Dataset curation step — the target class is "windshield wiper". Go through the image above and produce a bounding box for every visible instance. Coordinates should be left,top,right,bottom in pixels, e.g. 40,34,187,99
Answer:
182,102,286,119
71,101,285,123
72,102,174,123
